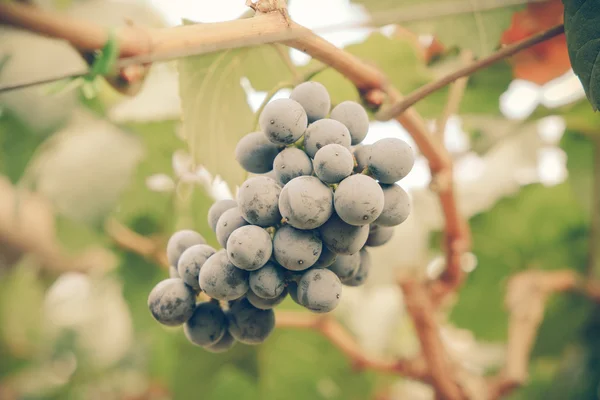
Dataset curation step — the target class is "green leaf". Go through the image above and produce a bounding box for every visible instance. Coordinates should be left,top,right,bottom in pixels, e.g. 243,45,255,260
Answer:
178,44,293,189
563,0,600,111
351,0,521,57
258,328,376,400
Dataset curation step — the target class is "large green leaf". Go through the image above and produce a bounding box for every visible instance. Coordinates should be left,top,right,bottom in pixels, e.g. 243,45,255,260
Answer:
178,43,293,189
351,0,521,57
563,0,600,111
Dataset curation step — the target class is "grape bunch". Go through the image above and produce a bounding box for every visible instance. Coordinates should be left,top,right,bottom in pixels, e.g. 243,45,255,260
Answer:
147,82,415,352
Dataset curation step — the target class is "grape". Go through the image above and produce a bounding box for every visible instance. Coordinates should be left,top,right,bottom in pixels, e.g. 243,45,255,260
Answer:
177,244,217,291
199,250,249,301
330,101,369,145
169,265,180,279
227,298,275,344
303,119,351,158
273,225,322,271
279,176,333,230
334,174,384,226
147,278,196,326
312,246,337,269
204,330,236,353
365,224,394,247
313,144,354,184
215,207,249,248
237,176,282,227
352,144,371,173
235,131,281,173
226,225,273,271
328,252,360,280
289,81,331,122
368,138,415,183
207,199,237,232
287,281,303,306
273,147,313,185
249,262,286,299
247,287,288,310
166,230,206,267
297,268,342,313
259,98,308,145
183,301,227,347
318,213,369,255
375,184,411,226
342,248,371,286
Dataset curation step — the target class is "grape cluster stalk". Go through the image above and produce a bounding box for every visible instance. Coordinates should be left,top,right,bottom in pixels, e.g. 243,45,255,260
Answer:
147,82,415,352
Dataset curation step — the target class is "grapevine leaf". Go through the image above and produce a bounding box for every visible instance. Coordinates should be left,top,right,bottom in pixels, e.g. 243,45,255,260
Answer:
178,39,293,189
178,49,254,190
351,0,522,57
563,0,600,111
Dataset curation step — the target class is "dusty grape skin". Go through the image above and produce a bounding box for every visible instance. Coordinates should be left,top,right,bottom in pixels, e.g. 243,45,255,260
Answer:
365,225,394,247
215,207,249,248
330,101,370,145
334,174,384,226
313,144,354,184
247,287,288,310
342,248,371,287
279,176,333,230
368,138,415,183
147,278,196,326
297,268,342,313
227,298,276,344
177,244,217,291
183,302,227,347
303,118,352,158
375,184,411,227
273,147,313,185
289,81,331,122
259,98,308,145
311,246,337,269
234,131,281,173
207,199,237,232
318,213,369,255
168,266,180,279
273,225,323,271
328,252,360,280
166,230,206,267
237,176,282,227
198,250,249,301
204,330,236,353
352,144,371,173
226,225,273,271
249,262,286,299
287,281,304,306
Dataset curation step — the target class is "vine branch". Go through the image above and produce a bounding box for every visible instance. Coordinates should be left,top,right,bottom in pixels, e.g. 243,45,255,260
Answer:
434,50,473,140
487,269,600,399
376,24,565,120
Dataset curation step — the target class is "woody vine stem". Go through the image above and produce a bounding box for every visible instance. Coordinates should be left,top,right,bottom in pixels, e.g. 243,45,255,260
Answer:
0,1,591,399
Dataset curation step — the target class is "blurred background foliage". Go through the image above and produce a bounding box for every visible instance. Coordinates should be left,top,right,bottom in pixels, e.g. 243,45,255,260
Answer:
0,0,599,399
